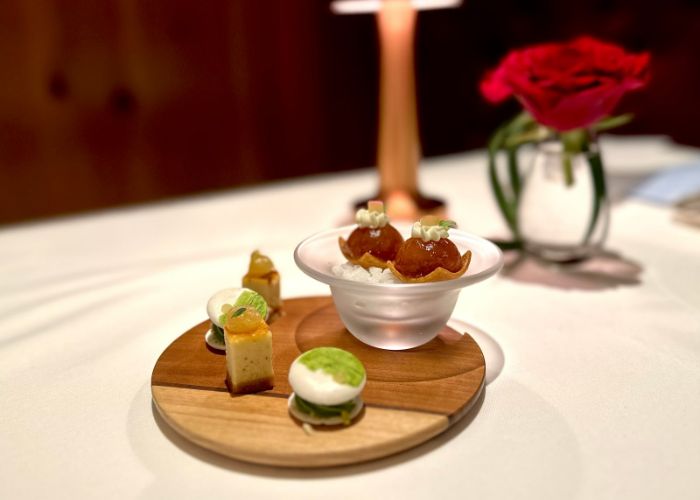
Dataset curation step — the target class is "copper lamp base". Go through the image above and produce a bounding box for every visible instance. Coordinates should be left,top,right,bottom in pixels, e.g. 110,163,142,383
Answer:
355,190,446,221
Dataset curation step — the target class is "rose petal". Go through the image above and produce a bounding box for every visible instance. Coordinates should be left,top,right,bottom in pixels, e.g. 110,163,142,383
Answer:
480,36,651,130
480,67,512,103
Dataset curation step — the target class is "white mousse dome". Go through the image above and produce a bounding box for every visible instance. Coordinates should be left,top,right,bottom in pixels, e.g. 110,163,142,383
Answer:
289,360,365,406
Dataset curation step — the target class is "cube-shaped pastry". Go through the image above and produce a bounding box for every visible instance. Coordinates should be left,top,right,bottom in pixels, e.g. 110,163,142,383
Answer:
242,250,281,314
223,306,274,394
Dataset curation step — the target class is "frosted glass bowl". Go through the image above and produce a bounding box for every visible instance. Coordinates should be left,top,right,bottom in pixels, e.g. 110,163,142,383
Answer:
294,224,503,350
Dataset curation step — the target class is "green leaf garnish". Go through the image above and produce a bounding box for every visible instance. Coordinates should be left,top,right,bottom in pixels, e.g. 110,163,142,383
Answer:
220,306,248,325
293,395,357,425
439,220,457,230
211,323,224,342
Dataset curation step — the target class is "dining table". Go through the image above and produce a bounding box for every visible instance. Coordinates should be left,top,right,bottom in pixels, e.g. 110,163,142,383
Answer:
2,135,699,500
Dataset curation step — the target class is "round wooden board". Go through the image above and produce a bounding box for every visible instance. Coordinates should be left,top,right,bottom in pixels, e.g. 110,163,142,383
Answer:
151,296,485,468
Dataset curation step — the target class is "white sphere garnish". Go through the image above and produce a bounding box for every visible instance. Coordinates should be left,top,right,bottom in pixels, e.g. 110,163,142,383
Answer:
355,208,388,229
288,359,365,406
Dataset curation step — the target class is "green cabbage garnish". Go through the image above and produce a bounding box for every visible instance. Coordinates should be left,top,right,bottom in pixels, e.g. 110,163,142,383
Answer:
438,219,457,229
211,323,224,342
298,347,365,387
235,289,268,319
294,395,356,425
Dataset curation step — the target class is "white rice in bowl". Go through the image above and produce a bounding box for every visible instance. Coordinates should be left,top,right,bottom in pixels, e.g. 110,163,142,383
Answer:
331,262,399,284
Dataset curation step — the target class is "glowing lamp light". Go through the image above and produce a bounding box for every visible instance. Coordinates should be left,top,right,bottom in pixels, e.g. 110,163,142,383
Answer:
331,0,461,14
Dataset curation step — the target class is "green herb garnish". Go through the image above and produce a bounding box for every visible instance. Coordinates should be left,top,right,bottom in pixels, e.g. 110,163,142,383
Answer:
294,395,357,425
211,323,224,342
439,220,457,230
219,306,249,326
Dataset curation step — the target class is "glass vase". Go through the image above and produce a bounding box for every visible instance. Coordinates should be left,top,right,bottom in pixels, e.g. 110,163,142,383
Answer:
518,140,610,262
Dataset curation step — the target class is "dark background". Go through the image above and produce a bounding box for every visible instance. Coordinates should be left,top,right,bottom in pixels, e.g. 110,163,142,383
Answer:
1,0,698,224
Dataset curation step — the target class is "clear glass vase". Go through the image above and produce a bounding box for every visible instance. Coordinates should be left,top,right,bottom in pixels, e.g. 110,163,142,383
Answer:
518,140,610,262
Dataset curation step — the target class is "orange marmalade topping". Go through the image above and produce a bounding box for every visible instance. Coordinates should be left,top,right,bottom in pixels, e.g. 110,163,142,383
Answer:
393,237,462,278
346,225,403,262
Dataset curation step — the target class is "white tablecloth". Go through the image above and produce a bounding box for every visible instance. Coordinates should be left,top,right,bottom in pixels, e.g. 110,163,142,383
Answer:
2,136,699,499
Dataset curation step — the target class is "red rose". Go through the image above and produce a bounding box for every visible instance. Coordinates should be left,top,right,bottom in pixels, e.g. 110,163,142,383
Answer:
481,36,650,131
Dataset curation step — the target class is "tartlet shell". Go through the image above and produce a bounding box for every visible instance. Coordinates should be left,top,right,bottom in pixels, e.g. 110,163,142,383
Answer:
338,237,391,269
387,250,472,283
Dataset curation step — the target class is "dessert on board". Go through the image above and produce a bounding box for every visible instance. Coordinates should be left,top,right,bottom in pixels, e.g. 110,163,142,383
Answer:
338,200,404,269
242,250,282,319
205,287,269,350
287,347,366,426
387,215,471,283
222,305,274,394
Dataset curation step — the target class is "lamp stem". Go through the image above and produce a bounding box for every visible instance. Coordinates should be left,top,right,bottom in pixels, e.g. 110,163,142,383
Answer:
376,1,419,196
373,0,444,220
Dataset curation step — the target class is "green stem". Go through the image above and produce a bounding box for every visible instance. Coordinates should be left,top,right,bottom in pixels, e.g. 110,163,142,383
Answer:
560,129,587,187
487,144,518,237
507,147,521,198
562,152,574,187
584,148,607,244
592,113,633,132
486,111,542,245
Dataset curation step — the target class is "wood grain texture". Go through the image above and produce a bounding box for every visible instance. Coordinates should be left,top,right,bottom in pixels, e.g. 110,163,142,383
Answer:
151,296,485,467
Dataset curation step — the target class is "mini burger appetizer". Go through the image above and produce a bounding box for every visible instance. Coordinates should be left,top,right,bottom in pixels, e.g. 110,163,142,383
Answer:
205,288,269,351
288,347,366,426
388,215,471,283
339,200,403,269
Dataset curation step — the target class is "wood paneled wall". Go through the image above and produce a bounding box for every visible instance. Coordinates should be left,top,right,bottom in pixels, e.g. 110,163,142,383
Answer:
1,0,699,224
0,1,336,223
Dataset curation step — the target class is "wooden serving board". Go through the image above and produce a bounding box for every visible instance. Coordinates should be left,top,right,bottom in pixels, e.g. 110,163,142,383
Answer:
151,296,485,468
